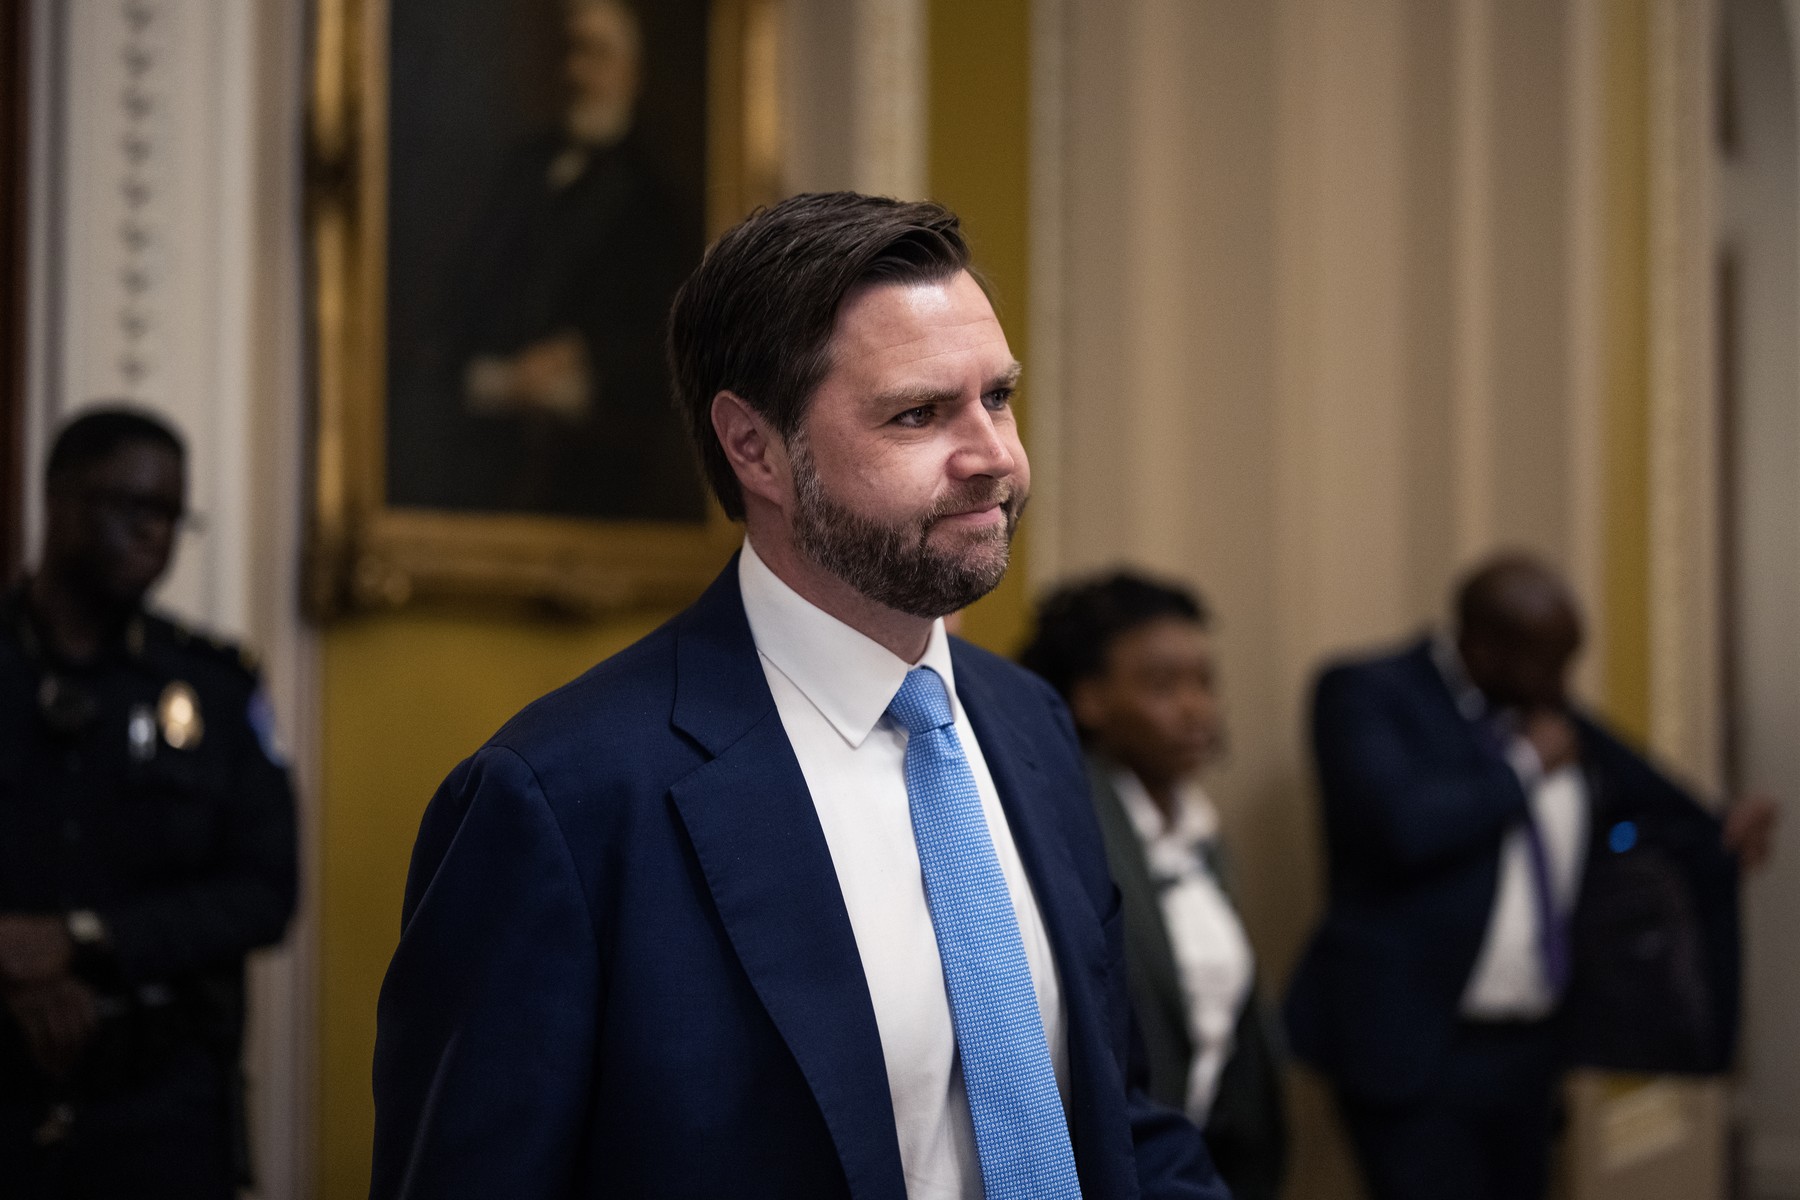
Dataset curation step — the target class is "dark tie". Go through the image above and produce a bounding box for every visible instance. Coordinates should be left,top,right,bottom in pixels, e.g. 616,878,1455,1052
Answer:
1480,715,1572,995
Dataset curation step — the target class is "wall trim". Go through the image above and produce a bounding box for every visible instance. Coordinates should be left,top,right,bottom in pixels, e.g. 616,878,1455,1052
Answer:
21,0,61,560
1646,0,1724,790
852,0,927,197
1566,0,1610,702
1451,0,1497,561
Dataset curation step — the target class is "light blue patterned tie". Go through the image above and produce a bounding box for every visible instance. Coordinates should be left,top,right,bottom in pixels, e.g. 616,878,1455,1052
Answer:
887,667,1082,1200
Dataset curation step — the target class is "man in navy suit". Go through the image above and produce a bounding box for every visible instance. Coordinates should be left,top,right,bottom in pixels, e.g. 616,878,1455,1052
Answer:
370,193,1226,1199
1285,555,1774,1200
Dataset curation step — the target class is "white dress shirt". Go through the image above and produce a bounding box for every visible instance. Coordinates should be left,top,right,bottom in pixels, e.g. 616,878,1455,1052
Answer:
1433,638,1590,1019
1112,769,1254,1121
737,539,1068,1200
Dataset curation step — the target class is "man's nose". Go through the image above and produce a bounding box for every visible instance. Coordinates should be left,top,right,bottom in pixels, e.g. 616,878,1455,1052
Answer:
949,404,1017,479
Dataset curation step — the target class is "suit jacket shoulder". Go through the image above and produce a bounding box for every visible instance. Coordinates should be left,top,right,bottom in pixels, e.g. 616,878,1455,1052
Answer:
1313,637,1451,715
951,635,1074,732
484,612,692,783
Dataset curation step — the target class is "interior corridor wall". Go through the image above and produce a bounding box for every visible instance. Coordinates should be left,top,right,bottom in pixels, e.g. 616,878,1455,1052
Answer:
1034,0,1646,1195
1043,0,1588,1036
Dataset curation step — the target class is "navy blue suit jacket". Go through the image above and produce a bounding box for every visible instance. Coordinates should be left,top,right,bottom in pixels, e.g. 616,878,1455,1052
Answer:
370,560,1224,1199
1284,638,1739,1104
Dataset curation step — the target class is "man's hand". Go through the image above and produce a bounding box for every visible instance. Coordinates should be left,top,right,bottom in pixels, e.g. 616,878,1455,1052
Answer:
1724,791,1779,872
463,333,593,421
0,915,73,986
511,333,589,412
3,977,97,1078
1520,708,1580,774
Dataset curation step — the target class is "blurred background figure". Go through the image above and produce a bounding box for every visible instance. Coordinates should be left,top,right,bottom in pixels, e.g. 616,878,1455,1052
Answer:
1021,571,1288,1200
0,409,297,1199
1285,553,1775,1200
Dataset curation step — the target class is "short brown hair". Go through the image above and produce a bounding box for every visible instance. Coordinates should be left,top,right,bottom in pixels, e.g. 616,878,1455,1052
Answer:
666,192,972,519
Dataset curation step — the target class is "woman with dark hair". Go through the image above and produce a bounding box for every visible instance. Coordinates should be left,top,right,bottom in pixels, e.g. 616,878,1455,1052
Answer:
1020,572,1287,1200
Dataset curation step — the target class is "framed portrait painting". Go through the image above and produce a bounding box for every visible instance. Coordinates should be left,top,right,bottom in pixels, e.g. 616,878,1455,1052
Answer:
307,0,778,616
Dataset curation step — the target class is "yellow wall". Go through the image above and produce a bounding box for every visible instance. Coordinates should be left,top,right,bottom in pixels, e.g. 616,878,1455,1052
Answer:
317,8,1038,1193
928,0,1034,655
317,609,665,1195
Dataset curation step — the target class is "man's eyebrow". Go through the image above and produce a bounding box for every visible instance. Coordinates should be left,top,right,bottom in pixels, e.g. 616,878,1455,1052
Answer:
870,383,962,411
867,363,1025,411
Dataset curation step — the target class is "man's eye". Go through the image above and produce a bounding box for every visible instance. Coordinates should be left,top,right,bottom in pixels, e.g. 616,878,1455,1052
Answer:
983,387,1014,411
893,406,933,427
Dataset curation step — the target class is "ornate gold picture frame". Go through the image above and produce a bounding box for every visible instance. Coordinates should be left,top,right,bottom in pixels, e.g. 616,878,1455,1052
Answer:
307,0,778,617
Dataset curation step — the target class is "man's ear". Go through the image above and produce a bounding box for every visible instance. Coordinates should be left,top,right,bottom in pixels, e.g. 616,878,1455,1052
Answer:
711,391,790,508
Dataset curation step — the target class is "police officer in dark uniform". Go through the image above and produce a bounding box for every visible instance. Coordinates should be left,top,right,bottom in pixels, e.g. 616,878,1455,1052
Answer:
0,407,297,1199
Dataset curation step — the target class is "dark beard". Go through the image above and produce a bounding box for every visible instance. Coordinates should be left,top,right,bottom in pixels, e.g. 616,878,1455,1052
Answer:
789,441,1025,619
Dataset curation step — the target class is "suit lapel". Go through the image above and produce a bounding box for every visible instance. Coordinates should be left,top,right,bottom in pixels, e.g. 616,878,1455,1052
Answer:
1086,759,1188,1040
667,562,906,1200
953,649,1130,1195
953,655,1105,986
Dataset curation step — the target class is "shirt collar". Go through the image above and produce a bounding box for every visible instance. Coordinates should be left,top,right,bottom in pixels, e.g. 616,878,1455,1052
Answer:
738,537,956,748
1110,764,1219,848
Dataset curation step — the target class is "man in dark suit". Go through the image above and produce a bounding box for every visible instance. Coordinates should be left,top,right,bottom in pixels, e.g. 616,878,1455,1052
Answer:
1020,571,1288,1200
370,193,1226,1199
1285,554,1774,1200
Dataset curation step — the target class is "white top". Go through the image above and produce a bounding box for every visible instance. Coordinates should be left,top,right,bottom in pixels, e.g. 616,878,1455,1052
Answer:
737,539,1068,1200
1112,769,1254,1121
1433,638,1590,1019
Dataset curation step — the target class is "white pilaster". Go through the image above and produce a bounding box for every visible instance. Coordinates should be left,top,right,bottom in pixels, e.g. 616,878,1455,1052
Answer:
1451,0,1497,562
1565,0,1609,701
851,0,927,198
1646,0,1723,789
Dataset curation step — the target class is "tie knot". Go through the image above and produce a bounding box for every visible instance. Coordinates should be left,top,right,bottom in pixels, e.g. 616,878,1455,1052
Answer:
888,666,955,735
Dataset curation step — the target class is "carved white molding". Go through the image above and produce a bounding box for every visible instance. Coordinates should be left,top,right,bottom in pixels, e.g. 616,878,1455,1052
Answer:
65,0,169,399
48,0,217,623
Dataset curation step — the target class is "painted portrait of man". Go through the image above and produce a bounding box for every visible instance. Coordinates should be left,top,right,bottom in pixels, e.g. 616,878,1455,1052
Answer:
384,0,710,523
